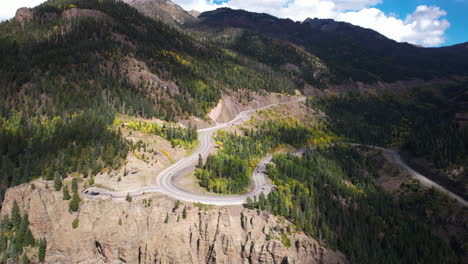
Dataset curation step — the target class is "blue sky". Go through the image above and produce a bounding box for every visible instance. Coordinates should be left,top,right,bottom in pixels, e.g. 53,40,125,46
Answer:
374,0,468,46
1,0,466,46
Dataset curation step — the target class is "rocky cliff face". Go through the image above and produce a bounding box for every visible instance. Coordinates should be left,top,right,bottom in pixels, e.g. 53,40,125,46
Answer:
122,0,197,26
14,7,33,24
62,8,111,21
0,180,345,264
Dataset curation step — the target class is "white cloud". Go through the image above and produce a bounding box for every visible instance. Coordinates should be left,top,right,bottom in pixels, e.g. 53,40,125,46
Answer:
403,5,450,46
172,0,450,46
0,0,46,21
338,5,450,46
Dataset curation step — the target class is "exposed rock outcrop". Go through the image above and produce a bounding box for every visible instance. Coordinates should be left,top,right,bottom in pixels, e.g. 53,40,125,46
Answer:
119,55,180,95
0,181,345,264
207,91,302,123
123,0,197,25
62,8,111,21
189,10,201,18
15,7,33,24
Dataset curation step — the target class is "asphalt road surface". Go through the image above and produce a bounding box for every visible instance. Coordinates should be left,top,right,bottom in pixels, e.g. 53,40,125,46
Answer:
82,97,305,204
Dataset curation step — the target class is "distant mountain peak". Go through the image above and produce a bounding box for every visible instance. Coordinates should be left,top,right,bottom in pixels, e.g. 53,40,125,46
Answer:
189,10,201,18
122,0,196,25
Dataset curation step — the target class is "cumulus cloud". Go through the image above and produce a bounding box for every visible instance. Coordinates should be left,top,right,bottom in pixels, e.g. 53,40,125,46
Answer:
403,5,450,46
338,5,450,46
173,0,450,46
0,0,46,21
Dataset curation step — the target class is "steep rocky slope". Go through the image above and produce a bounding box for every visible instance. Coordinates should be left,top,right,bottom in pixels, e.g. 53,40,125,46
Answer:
0,181,345,263
122,0,197,26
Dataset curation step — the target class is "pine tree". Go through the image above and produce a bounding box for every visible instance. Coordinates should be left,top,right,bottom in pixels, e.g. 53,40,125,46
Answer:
259,193,266,211
245,197,254,209
8,240,18,262
164,213,169,224
1,215,11,230
23,228,35,247
69,192,81,212
17,213,29,249
54,172,62,191
45,168,53,181
182,207,187,219
126,193,132,202
71,178,78,193
38,238,46,262
63,185,71,200
11,201,21,230
197,154,203,168
0,231,7,252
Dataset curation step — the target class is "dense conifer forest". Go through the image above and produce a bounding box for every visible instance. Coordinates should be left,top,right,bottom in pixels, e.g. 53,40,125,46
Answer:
307,85,468,169
194,112,464,263
0,0,301,120
0,0,303,195
307,84,468,198
256,146,462,264
0,110,128,193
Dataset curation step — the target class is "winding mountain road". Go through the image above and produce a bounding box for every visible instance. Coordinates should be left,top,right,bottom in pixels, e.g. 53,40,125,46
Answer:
377,147,468,206
82,97,305,205
82,97,467,207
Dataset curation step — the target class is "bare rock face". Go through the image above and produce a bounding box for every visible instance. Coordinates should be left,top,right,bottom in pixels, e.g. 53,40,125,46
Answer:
119,56,180,95
15,7,33,23
123,0,197,25
207,91,302,123
0,181,345,264
62,8,111,21
189,10,201,18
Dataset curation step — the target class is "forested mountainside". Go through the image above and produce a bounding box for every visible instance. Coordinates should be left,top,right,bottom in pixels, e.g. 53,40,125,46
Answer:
0,0,301,120
0,0,303,191
309,83,468,199
0,0,467,263
195,8,468,84
192,103,467,264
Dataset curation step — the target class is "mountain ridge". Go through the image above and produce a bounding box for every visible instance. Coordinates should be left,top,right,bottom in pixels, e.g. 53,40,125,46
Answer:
196,7,468,83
